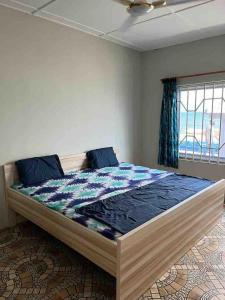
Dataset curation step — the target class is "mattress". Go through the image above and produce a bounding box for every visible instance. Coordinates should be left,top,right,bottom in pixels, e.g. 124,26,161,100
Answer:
77,173,214,234
12,162,170,240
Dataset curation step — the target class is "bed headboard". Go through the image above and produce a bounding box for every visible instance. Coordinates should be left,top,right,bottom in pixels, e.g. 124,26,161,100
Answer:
3,150,118,187
3,152,88,187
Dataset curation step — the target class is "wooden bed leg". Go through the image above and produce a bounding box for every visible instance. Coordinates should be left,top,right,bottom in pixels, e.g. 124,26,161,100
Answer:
116,240,121,300
3,164,24,227
6,192,17,227
7,192,28,226
2,164,16,227
7,208,17,227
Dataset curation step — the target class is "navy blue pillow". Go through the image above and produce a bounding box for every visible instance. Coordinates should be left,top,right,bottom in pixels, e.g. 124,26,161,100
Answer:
15,154,64,186
86,147,119,169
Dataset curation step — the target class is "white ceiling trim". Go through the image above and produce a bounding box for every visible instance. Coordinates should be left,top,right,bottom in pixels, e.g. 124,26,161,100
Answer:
102,34,145,51
35,10,105,36
31,0,57,14
0,0,34,13
35,9,144,51
0,0,144,51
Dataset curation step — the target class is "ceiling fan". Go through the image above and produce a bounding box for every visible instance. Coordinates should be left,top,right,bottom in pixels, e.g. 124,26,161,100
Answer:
115,0,202,15
113,0,205,31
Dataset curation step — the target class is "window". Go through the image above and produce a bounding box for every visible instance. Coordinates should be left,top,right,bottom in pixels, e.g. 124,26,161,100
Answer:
177,81,225,163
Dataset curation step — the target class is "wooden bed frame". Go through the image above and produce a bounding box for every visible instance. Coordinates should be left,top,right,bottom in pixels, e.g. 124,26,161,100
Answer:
3,153,225,300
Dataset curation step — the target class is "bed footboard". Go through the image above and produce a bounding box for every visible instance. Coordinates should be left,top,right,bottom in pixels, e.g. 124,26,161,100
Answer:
116,180,225,300
7,188,117,277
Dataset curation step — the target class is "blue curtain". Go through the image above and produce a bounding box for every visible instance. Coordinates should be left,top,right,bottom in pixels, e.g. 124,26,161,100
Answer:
158,78,179,168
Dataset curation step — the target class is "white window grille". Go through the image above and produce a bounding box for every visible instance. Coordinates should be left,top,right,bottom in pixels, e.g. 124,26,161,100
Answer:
177,80,225,163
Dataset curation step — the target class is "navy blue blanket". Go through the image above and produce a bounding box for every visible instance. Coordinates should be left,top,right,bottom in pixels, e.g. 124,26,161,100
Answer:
76,174,214,234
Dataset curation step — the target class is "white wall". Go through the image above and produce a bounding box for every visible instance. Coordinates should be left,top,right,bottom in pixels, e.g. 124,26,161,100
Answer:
0,6,141,230
141,35,225,180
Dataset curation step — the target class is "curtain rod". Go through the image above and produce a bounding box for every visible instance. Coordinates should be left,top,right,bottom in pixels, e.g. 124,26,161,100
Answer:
161,70,225,82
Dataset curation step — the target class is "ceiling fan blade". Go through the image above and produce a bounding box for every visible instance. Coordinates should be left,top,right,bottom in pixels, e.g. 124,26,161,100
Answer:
166,0,202,6
152,0,166,8
112,0,133,6
119,14,139,32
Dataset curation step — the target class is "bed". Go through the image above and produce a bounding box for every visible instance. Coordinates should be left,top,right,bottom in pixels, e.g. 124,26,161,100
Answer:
3,152,225,300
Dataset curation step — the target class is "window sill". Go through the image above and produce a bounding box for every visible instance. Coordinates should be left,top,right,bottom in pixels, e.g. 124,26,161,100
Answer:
179,155,225,165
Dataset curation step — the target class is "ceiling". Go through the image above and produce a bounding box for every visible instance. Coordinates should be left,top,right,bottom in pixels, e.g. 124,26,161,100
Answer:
1,0,225,51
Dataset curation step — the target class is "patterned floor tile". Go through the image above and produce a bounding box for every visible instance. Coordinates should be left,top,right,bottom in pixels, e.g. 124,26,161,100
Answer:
1,213,225,299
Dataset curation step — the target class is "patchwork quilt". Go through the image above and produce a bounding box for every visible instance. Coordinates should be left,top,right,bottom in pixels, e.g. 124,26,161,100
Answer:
12,163,170,240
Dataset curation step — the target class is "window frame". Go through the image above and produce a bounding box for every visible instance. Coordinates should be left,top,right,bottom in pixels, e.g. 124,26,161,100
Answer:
177,80,225,164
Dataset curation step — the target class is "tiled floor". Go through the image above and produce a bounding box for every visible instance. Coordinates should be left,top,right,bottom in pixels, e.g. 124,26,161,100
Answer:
1,215,225,300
